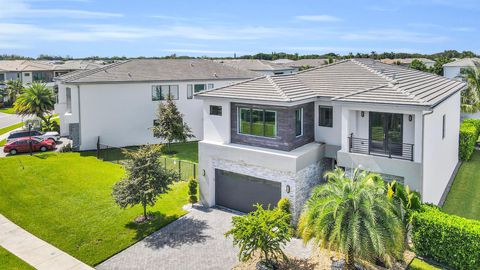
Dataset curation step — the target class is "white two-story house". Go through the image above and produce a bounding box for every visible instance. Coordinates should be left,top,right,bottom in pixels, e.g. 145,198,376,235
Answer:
54,59,256,150
196,59,465,220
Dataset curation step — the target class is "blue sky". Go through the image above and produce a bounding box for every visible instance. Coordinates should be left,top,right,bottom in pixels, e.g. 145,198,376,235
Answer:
1,0,478,57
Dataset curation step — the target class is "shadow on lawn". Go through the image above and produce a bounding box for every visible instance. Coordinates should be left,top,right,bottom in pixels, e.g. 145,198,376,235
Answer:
124,211,179,241
141,215,211,249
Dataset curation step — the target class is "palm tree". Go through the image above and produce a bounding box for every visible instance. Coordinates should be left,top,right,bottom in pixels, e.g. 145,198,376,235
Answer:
14,82,55,125
460,67,480,113
297,168,405,270
4,79,24,105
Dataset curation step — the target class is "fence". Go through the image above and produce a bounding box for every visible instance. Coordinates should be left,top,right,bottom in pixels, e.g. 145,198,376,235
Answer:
96,143,198,181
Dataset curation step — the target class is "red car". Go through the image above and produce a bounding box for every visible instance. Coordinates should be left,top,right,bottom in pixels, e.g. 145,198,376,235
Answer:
3,137,56,155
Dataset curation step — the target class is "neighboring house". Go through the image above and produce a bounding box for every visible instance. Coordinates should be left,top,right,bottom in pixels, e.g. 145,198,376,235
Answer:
196,59,465,220
381,58,435,68
0,60,104,87
214,59,297,75
442,58,480,80
270,59,295,64
54,59,257,151
284,58,330,69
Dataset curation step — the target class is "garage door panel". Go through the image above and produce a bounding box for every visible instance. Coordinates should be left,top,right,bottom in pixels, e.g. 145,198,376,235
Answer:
215,170,281,213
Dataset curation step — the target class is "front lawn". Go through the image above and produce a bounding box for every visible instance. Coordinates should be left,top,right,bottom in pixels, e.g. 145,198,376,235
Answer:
0,247,34,270
408,258,441,270
443,150,480,220
0,153,189,266
0,122,24,135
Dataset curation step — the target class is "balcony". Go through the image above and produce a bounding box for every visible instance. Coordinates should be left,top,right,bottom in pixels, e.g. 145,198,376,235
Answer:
348,135,414,161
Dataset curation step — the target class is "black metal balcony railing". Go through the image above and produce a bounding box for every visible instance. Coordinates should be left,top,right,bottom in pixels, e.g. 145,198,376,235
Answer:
348,135,414,161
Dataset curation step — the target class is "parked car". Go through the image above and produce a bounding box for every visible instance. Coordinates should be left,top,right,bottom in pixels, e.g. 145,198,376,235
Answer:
6,130,60,143
3,137,56,155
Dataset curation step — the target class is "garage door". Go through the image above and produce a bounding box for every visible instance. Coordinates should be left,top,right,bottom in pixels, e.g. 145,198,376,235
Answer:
215,169,281,213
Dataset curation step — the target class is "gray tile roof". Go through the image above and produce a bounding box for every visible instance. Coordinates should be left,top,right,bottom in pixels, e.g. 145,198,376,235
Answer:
57,59,258,83
197,59,466,107
443,58,480,68
284,58,330,68
214,59,295,72
0,60,104,72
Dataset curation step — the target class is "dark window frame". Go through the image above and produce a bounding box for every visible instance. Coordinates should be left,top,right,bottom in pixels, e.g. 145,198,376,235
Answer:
319,106,333,127
209,105,222,116
152,85,179,101
238,107,277,138
295,107,303,137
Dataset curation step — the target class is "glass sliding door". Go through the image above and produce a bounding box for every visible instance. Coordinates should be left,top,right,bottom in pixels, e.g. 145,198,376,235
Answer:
369,112,403,156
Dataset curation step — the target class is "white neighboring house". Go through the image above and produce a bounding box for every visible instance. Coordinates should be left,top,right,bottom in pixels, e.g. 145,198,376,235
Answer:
54,59,257,151
442,58,480,80
195,59,465,220
214,59,297,75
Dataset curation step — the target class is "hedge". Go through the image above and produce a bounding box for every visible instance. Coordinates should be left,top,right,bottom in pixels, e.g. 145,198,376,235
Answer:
412,205,480,270
463,118,480,138
459,121,478,161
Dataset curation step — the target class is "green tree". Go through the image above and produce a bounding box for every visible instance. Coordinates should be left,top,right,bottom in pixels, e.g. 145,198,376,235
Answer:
460,67,480,113
13,82,55,125
409,59,428,72
112,145,178,220
297,168,405,270
187,178,198,205
431,57,453,75
4,79,24,105
386,180,422,238
226,204,291,267
152,96,194,153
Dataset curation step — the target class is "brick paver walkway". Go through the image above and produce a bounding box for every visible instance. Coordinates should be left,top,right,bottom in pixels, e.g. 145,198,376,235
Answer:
0,214,93,270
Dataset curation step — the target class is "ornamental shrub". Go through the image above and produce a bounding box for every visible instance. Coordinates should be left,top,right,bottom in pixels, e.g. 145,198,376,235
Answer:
411,205,480,270
463,118,480,138
459,122,477,161
187,178,198,205
277,197,291,215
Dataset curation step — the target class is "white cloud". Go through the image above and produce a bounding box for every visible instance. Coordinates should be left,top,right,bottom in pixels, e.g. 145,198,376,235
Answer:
0,0,122,19
295,15,342,22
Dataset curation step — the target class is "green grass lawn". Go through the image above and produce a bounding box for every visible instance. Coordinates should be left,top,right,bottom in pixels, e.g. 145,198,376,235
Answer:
0,122,24,135
0,138,6,146
443,150,480,220
408,258,441,270
0,153,189,266
0,247,34,270
0,107,16,114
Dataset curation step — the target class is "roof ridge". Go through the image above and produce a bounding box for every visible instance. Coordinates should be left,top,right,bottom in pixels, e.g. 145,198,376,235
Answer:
331,84,387,101
62,60,130,82
194,76,267,96
266,76,291,101
293,59,349,75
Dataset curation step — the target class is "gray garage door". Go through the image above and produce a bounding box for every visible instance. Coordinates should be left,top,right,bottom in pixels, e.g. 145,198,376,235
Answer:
215,169,281,213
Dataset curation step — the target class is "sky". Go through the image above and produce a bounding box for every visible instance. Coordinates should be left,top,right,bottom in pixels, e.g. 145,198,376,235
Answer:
0,0,478,58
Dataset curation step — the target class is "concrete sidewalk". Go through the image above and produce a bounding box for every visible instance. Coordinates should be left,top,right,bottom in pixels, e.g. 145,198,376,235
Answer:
0,214,93,270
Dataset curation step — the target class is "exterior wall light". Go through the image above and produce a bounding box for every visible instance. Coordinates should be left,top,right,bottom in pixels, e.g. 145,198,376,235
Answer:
202,169,206,176
285,185,291,194
409,115,413,121
361,111,365,117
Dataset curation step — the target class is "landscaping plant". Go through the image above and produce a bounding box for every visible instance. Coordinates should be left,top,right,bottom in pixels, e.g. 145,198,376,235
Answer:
225,204,291,269
459,121,478,161
297,167,405,270
187,177,198,206
13,82,56,127
277,198,291,215
4,79,24,105
112,144,179,221
152,95,194,153
460,67,480,113
386,180,422,234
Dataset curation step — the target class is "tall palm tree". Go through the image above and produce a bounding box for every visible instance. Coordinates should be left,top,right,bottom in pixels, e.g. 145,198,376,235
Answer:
14,82,55,124
297,168,405,270
460,67,480,113
4,79,24,105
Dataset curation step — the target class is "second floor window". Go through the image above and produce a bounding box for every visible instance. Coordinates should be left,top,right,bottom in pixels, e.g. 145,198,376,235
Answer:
66,87,72,113
188,83,214,94
152,85,179,101
319,106,333,127
295,108,303,137
239,108,277,138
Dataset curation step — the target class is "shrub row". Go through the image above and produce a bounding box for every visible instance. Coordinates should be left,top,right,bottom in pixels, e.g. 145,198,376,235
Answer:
412,205,480,270
459,118,480,161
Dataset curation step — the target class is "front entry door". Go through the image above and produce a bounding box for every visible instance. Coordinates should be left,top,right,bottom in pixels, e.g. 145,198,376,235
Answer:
369,112,403,156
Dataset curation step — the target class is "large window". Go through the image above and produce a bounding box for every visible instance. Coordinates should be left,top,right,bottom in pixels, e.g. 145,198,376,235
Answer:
239,108,276,137
188,83,214,94
152,85,179,101
66,87,72,113
319,106,333,127
295,108,303,137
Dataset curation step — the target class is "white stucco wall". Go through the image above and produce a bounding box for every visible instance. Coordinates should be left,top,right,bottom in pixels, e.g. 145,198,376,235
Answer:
56,79,244,150
422,92,460,204
314,101,342,146
443,66,462,79
202,98,231,143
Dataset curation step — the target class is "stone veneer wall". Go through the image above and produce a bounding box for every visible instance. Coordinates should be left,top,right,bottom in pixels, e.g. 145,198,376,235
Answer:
230,102,314,151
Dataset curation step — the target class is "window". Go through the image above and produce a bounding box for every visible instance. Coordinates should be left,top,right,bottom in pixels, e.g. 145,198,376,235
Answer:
24,73,30,77
187,85,193,99
295,108,303,137
210,105,222,116
66,87,72,113
188,83,214,94
152,85,179,101
319,106,333,127
0,73,4,82
442,114,446,139
208,83,214,89
238,108,276,137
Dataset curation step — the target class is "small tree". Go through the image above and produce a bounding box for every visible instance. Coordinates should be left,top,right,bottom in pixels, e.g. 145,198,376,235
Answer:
152,95,194,153
14,82,55,126
409,59,428,72
4,79,23,105
225,204,291,268
112,144,178,221
187,178,198,206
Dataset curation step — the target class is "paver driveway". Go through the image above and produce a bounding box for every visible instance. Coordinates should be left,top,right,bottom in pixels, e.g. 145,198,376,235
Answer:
96,206,311,270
